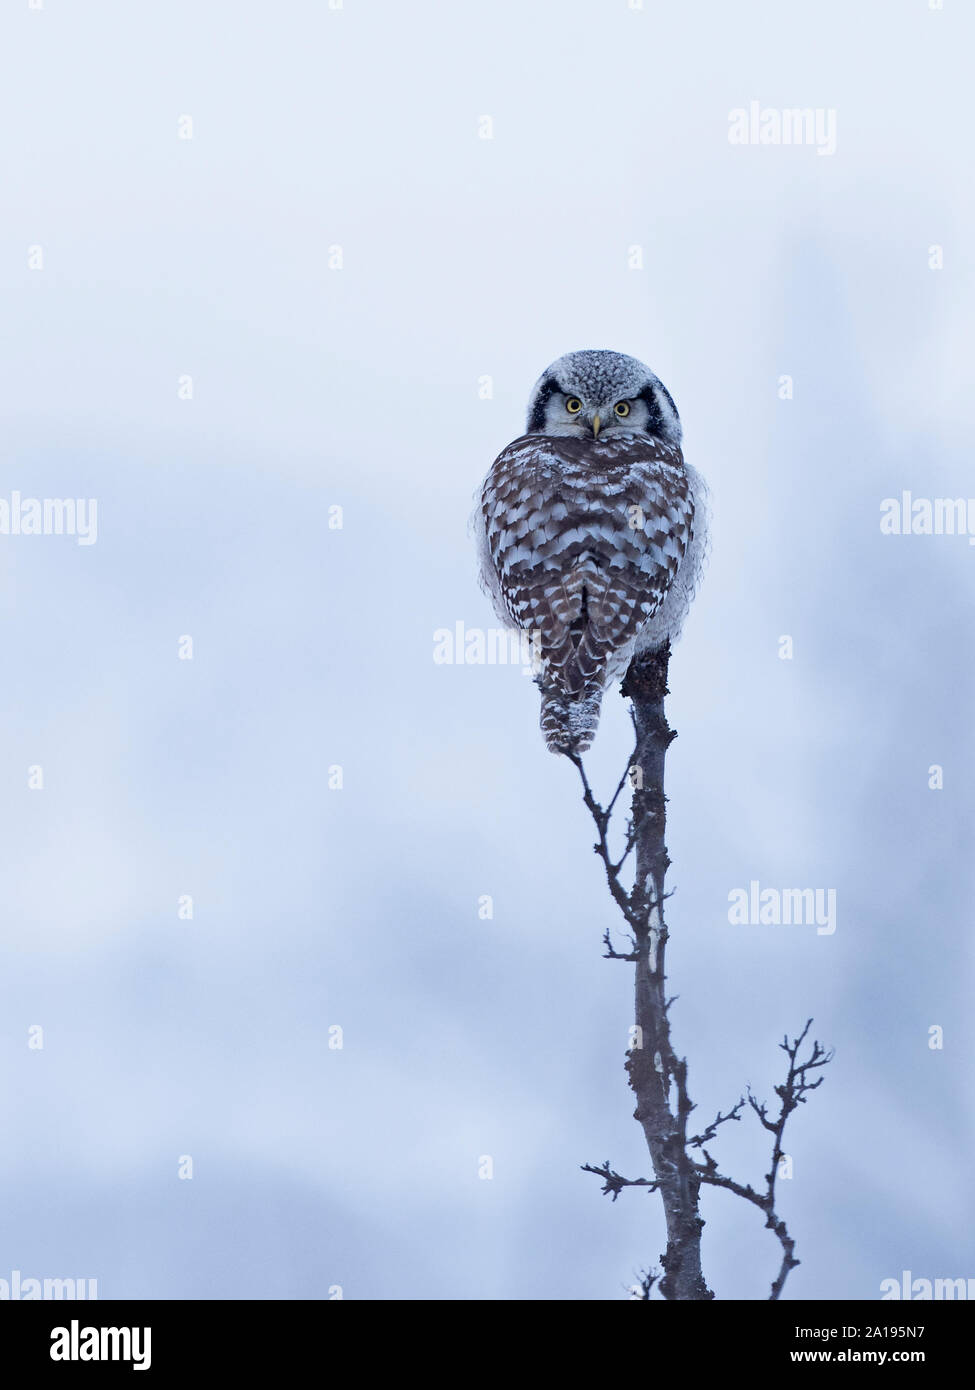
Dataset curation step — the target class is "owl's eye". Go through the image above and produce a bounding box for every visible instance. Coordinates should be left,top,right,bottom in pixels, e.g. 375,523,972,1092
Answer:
565,397,583,414
614,401,632,418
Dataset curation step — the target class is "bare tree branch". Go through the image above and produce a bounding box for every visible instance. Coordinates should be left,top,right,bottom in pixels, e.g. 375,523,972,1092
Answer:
691,1022,833,1297
580,1161,661,1201
575,643,833,1300
687,1099,747,1149
628,1268,661,1301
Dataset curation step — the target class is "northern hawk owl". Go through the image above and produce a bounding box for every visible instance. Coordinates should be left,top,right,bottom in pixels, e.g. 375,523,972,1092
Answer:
475,349,707,754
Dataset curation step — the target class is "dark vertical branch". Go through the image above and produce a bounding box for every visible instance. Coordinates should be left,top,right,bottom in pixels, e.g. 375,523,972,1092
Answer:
572,644,832,1300
619,643,712,1301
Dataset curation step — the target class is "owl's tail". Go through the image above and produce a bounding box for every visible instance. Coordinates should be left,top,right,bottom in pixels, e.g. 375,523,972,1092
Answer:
538,684,604,756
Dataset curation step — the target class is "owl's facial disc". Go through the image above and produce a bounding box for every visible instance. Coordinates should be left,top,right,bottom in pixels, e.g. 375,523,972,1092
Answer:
525,351,683,445
535,387,652,439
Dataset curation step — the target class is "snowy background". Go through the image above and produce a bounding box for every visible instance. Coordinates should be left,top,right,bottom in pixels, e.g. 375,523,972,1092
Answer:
1,0,972,1299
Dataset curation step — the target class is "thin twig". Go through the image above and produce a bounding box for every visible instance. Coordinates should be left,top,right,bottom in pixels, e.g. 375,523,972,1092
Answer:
694,1021,834,1298
581,1161,661,1201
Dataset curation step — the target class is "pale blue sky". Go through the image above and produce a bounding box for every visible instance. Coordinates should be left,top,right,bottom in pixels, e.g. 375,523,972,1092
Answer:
0,0,972,1299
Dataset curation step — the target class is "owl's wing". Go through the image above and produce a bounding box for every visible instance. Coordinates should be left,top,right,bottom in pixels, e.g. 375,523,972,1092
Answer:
479,434,693,696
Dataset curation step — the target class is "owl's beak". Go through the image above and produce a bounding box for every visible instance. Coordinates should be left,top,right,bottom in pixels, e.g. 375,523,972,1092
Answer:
591,413,601,438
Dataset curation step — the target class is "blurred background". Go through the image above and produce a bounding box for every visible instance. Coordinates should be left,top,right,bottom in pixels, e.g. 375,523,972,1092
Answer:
0,0,972,1299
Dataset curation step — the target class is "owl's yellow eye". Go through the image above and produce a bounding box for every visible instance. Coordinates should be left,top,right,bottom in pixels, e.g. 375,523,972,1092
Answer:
614,401,631,418
565,397,583,414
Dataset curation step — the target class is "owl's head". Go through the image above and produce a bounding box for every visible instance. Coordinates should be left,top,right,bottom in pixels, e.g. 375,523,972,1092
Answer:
525,349,682,446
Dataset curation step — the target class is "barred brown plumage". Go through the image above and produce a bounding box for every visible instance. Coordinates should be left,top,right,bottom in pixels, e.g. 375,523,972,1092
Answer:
474,351,707,754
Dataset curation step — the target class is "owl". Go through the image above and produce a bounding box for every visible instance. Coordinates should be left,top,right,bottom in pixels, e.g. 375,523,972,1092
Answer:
475,349,707,755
